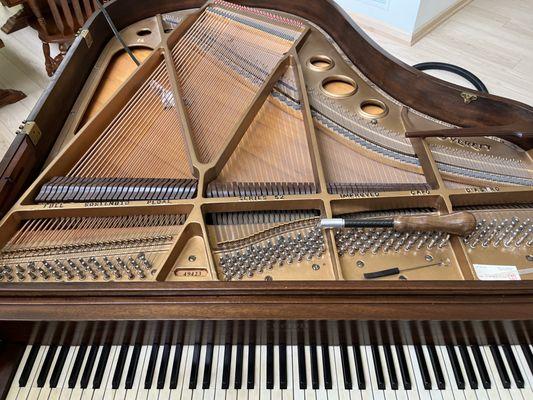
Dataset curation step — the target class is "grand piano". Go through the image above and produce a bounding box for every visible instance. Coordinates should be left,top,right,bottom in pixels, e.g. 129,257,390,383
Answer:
0,0,532,398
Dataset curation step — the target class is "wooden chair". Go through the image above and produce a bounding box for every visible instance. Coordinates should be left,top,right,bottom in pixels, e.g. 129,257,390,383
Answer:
26,0,107,76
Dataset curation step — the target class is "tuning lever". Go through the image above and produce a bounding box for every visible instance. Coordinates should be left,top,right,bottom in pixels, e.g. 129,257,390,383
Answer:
319,211,476,236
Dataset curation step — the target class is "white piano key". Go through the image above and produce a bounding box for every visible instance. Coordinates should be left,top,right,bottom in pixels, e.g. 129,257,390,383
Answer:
420,345,442,400
36,346,61,400
146,345,163,400
399,346,419,400
192,344,207,400
260,341,270,400
378,345,397,400
513,345,533,398
303,345,316,400
238,343,249,400
481,346,511,400
390,345,409,400
436,346,464,400
364,345,385,400
282,342,293,400
25,345,49,400
92,345,119,400
406,345,431,400
331,345,349,400
315,345,328,400
215,343,228,400
51,347,77,400
291,345,305,400
464,346,491,400
203,343,221,400
157,345,175,400
179,344,194,400
5,345,32,400
271,344,282,400
227,343,239,400
497,346,524,400
112,345,133,400
125,346,148,400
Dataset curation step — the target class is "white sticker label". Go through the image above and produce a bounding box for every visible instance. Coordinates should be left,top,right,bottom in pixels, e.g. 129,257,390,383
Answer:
474,264,521,281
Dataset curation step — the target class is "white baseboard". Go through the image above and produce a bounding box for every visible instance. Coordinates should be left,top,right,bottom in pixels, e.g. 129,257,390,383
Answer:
349,0,471,46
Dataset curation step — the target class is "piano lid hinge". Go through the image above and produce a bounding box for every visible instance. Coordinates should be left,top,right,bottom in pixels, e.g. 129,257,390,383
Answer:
77,29,93,48
20,121,42,146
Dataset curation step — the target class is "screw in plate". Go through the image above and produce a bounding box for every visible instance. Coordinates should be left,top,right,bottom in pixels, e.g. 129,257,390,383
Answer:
425,255,433,262
526,255,533,262
188,255,197,262
265,275,273,281
356,260,365,268
312,264,320,271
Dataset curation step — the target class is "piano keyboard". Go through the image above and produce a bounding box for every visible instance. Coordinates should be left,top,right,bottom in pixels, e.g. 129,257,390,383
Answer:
6,340,533,399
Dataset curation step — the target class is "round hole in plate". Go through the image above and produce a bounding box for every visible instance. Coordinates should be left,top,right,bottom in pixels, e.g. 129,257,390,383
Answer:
320,75,357,98
137,28,152,37
359,99,388,119
307,55,335,72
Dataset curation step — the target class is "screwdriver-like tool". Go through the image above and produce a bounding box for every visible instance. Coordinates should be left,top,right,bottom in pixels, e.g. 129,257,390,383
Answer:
363,260,448,280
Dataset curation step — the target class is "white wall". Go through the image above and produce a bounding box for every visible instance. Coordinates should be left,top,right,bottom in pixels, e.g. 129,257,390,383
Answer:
335,0,465,41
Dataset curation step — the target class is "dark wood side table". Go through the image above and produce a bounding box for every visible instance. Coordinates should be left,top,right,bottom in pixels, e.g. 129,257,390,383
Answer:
0,39,26,107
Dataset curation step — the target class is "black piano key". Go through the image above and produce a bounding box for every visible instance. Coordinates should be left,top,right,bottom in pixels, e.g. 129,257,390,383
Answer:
471,345,491,389
50,346,70,388
247,342,256,389
125,344,141,390
459,345,479,389
310,344,319,389
501,344,524,388
414,345,431,390
297,344,307,389
222,342,232,389
234,343,244,389
93,344,111,389
144,344,159,389
37,345,58,387
19,344,40,387
157,344,171,389
266,342,274,389
340,344,352,390
446,345,465,390
322,345,332,390
428,345,446,390
112,345,129,389
371,345,386,390
80,345,99,389
521,344,533,375
202,343,214,389
383,345,398,390
68,345,87,388
188,343,201,389
353,345,366,390
395,345,411,390
276,343,286,390
490,345,511,389
169,343,183,389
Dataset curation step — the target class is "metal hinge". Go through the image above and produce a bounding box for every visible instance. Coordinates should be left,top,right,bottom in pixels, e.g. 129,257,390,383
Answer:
20,121,42,146
78,29,93,48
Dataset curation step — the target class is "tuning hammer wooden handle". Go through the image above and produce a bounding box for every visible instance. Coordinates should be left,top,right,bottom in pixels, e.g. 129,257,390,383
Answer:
393,211,476,236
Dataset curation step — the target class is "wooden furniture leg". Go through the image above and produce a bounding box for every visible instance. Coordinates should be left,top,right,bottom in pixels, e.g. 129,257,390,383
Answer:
1,7,30,34
0,89,26,107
